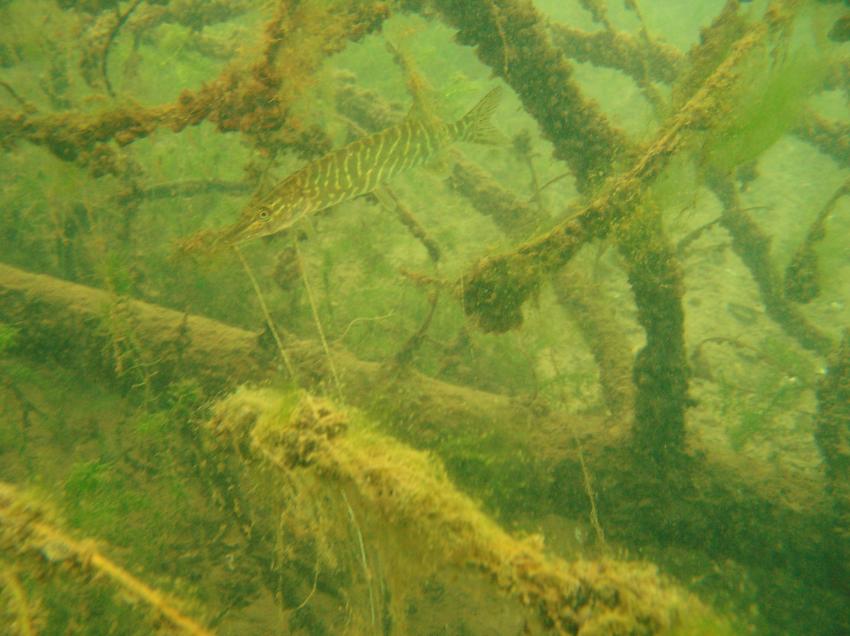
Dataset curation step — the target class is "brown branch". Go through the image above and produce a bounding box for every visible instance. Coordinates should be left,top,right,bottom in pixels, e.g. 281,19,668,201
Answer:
0,261,585,461
206,389,714,635
449,155,541,239
615,209,689,461
1,1,389,161
669,0,750,107
125,0,256,35
549,22,683,86
794,110,850,169
814,330,850,596
414,0,633,192
0,482,213,636
708,173,835,356
784,176,850,303
456,15,771,333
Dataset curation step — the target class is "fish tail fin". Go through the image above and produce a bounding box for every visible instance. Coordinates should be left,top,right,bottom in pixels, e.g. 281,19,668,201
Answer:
453,87,504,145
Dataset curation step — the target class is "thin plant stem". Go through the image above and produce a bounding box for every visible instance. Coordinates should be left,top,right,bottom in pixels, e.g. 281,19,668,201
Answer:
293,239,343,401
235,246,297,381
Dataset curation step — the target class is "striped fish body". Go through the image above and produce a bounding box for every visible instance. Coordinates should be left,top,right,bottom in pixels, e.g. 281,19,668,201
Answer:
223,87,502,244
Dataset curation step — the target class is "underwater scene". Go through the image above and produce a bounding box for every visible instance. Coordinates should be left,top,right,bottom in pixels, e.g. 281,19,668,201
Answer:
1,0,849,634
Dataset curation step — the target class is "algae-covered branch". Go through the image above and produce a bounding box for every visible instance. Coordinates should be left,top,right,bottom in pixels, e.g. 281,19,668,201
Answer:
1,0,849,634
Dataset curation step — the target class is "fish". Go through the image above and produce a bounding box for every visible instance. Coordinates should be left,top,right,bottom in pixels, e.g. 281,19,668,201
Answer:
220,87,503,245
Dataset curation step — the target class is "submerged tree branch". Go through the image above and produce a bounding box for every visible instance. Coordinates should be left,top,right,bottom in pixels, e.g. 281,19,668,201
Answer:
0,1,389,162
0,482,213,636
0,261,590,462
206,388,710,634
455,16,771,333
708,172,835,357
549,21,682,85
412,0,633,192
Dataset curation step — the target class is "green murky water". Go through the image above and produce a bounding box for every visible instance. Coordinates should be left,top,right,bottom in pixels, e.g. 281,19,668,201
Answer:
1,1,849,634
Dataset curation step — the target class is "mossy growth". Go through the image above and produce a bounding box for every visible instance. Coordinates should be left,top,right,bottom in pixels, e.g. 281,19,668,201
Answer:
461,253,541,333
206,387,741,635
784,241,821,303
0,323,37,453
0,323,19,353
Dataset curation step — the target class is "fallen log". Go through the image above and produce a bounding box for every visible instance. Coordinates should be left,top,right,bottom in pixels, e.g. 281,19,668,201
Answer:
0,262,593,461
1,262,845,634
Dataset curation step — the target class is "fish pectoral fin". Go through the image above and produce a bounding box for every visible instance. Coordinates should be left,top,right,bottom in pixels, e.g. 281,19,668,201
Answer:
422,148,454,176
372,186,398,213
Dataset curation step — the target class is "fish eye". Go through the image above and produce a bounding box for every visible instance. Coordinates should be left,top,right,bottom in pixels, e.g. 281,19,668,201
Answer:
258,208,271,222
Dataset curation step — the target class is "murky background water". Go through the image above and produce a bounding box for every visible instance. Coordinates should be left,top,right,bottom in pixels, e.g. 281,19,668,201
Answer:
1,1,849,634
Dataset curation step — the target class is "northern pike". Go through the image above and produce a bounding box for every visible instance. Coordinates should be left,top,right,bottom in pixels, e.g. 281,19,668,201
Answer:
221,87,503,245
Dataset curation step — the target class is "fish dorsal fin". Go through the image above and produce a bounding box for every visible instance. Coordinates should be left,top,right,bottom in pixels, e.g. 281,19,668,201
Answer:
453,87,505,146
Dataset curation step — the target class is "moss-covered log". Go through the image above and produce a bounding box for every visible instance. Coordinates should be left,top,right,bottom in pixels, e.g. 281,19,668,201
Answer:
0,261,588,461
205,388,729,635
615,210,689,461
0,1,389,162
456,14,771,333
410,0,632,192
708,173,835,356
814,330,850,598
3,261,848,634
549,21,683,86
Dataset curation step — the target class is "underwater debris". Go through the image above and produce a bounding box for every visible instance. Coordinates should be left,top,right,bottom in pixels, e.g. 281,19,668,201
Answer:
205,388,724,635
550,20,681,84
416,0,632,192
457,14,774,333
814,331,850,568
0,0,389,163
670,0,751,111
613,204,689,459
709,173,835,356
0,262,582,461
0,263,269,393
449,154,540,238
784,176,850,304
1,0,849,632
0,482,213,635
